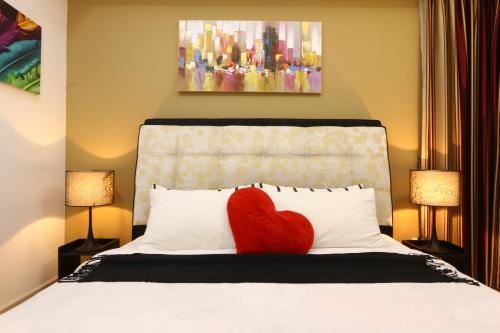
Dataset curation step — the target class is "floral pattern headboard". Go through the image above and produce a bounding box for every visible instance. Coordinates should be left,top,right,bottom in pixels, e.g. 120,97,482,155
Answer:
132,119,393,237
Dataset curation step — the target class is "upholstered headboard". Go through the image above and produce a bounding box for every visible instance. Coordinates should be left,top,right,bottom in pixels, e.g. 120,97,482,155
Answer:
132,119,393,239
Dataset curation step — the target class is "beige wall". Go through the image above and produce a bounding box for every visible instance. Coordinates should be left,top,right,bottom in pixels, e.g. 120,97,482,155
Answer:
66,0,420,244
0,0,67,311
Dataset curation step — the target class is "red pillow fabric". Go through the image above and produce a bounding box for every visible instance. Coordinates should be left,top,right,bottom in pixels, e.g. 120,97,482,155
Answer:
227,187,314,254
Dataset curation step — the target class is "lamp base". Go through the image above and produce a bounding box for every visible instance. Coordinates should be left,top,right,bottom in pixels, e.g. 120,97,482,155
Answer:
420,206,452,254
74,206,104,253
75,238,103,253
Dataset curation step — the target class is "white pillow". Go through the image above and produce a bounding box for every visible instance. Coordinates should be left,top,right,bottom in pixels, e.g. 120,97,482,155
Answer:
142,184,382,250
260,187,384,248
251,183,364,192
142,187,236,250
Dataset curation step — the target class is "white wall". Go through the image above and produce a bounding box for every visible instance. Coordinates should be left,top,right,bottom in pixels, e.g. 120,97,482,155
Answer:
0,0,67,310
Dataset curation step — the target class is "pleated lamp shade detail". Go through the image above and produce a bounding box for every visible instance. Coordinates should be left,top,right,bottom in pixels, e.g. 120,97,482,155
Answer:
66,171,114,207
410,170,460,207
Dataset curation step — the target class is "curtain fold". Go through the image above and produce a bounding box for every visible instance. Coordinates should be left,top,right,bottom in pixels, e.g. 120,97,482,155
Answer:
419,0,462,245
420,0,500,289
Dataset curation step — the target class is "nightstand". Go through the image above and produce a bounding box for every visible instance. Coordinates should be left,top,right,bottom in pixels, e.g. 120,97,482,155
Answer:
402,240,468,275
58,238,119,280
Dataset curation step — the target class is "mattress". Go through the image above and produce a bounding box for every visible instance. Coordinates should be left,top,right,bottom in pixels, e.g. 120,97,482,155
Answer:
1,235,499,333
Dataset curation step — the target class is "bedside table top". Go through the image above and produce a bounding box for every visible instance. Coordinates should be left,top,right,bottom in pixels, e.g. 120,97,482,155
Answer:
59,238,120,256
402,240,464,255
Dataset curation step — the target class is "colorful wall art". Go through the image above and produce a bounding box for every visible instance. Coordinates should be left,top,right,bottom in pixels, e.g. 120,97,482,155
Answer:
178,20,322,93
0,0,41,95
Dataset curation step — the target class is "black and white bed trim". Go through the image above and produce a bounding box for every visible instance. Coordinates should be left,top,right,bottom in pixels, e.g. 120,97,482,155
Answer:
60,252,478,285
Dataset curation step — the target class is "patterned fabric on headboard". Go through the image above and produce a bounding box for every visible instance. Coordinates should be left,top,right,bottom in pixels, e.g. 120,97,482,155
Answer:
132,119,393,229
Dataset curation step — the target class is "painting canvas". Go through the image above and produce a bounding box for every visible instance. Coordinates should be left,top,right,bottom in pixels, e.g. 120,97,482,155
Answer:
178,20,322,93
0,0,41,95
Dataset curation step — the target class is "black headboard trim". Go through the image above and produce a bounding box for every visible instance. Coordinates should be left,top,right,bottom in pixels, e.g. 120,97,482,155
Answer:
133,225,392,239
132,225,392,239
144,118,382,127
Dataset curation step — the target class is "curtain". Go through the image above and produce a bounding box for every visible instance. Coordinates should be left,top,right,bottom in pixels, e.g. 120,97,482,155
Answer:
419,0,500,289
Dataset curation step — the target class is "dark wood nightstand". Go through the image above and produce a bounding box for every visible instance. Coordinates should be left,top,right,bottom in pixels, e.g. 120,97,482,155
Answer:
58,238,119,280
402,240,468,275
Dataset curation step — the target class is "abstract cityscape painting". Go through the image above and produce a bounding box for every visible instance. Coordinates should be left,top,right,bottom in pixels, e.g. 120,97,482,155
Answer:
178,20,322,93
0,0,42,95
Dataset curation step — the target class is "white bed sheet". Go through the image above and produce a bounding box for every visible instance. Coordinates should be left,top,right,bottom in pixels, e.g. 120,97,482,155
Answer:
1,235,499,333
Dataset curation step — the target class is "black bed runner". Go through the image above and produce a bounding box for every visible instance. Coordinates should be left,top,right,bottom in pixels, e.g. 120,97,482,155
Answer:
60,252,478,285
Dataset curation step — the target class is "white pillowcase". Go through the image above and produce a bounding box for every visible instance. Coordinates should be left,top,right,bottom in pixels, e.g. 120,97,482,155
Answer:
142,187,236,250
142,184,383,250
252,183,364,192
259,187,384,248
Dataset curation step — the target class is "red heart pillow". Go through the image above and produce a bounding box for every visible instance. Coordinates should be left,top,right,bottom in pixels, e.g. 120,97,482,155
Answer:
227,187,314,254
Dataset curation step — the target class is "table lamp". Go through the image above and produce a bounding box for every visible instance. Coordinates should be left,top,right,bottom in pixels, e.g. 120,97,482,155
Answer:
410,170,460,253
65,171,114,252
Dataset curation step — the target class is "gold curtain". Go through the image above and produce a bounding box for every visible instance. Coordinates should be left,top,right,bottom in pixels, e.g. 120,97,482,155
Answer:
420,0,500,289
419,0,462,245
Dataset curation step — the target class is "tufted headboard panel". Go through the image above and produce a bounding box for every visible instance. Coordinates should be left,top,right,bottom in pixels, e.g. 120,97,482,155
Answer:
132,119,393,239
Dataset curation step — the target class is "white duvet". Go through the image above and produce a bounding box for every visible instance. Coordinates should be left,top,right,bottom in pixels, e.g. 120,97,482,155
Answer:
1,236,499,333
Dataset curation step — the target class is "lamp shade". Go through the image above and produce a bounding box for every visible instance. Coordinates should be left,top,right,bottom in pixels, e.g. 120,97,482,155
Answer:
409,170,460,207
65,171,114,207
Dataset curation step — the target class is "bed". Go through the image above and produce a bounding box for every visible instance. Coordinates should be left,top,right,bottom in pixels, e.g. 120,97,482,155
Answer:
1,118,499,333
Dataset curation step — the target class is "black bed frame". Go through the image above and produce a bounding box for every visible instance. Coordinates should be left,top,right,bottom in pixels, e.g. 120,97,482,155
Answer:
132,118,393,239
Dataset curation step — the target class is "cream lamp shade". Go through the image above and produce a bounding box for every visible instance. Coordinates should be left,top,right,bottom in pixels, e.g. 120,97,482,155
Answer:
65,171,114,207
410,170,460,207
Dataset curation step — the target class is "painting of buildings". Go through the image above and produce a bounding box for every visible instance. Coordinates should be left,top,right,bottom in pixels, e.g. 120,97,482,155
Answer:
178,20,322,93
